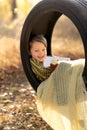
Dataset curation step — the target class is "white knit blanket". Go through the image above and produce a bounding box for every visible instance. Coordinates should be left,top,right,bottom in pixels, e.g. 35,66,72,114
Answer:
37,59,87,130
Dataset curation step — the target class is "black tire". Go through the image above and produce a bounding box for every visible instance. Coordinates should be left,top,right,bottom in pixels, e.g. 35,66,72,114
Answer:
20,0,87,91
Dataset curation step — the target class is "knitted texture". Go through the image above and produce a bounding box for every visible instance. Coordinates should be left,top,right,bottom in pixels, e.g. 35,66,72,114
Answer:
37,59,87,130
30,58,54,81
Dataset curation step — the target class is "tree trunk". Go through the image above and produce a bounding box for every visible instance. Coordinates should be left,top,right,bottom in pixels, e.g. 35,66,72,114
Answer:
11,0,17,20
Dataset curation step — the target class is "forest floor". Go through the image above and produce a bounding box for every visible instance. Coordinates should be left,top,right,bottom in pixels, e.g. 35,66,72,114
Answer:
0,63,53,130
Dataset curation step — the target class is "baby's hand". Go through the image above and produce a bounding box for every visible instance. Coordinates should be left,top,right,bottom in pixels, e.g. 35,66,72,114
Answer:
50,60,59,69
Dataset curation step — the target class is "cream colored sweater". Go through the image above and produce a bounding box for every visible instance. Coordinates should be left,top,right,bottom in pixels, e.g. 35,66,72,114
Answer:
37,59,87,130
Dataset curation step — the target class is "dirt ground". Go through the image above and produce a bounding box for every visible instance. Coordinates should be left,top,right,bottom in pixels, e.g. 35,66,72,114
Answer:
0,63,53,130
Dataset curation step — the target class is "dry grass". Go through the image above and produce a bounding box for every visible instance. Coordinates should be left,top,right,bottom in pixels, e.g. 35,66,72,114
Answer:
52,38,84,59
0,37,20,68
52,15,84,59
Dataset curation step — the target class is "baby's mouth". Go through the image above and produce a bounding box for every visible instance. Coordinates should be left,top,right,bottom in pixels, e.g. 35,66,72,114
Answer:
38,56,44,59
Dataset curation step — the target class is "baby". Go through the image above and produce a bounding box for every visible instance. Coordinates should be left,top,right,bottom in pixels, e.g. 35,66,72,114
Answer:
29,35,58,81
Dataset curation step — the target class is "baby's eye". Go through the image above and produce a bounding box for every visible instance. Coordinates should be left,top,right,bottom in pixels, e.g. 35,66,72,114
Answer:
42,49,46,51
34,50,38,52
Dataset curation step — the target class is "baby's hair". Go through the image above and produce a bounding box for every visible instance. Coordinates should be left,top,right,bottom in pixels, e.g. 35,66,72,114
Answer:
30,34,47,48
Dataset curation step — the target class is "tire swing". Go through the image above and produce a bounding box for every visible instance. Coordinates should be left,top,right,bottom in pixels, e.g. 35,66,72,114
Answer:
20,0,87,92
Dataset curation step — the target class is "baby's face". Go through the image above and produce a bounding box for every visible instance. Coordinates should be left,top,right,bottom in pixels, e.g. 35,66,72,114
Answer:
30,41,47,63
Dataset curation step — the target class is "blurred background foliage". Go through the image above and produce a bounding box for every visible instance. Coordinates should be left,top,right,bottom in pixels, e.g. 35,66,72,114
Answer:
0,0,84,61
0,0,41,21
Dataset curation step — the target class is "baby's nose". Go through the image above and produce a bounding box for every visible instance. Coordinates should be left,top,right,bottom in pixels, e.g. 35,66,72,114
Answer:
39,51,43,55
